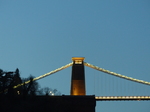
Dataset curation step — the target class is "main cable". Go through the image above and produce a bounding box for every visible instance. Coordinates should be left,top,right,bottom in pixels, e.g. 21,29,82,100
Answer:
13,62,73,89
84,62,150,86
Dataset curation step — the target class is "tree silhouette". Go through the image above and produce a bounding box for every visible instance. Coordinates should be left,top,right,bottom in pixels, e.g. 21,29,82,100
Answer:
21,75,40,97
43,87,61,96
12,68,22,95
0,68,61,98
0,69,14,95
0,68,63,112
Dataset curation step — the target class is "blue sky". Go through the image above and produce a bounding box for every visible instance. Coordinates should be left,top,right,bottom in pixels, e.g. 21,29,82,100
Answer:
0,0,150,112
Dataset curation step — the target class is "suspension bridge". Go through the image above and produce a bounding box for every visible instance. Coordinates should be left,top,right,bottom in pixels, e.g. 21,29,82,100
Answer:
13,57,150,101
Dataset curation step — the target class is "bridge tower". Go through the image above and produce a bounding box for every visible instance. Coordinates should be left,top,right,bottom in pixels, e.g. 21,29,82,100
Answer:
71,57,86,95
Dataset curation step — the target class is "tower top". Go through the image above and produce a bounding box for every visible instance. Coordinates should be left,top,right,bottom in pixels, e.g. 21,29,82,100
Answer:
72,57,85,61
72,57,85,64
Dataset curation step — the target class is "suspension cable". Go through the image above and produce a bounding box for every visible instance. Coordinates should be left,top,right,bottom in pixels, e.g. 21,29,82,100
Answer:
84,62,150,86
13,62,73,89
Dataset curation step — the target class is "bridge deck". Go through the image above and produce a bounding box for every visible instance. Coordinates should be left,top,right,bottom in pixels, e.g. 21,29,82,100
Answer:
95,96,150,101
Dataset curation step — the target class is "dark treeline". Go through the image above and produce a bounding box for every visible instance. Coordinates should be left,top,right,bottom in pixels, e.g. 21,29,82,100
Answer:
0,68,63,112
0,68,94,112
0,68,61,98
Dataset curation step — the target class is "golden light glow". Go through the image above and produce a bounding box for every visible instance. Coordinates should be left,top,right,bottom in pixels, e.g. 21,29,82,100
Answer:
72,57,85,64
17,91,20,95
72,57,85,61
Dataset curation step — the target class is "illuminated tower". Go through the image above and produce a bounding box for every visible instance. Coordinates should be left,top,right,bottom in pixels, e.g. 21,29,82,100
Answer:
70,57,86,95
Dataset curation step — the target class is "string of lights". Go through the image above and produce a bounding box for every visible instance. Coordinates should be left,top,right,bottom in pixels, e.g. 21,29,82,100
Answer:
84,62,150,86
13,62,73,89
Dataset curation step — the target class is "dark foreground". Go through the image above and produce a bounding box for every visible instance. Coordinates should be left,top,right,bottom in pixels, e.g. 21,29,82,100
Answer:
0,95,96,112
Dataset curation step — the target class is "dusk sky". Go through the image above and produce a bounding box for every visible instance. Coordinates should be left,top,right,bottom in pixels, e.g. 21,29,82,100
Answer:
0,1,150,112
